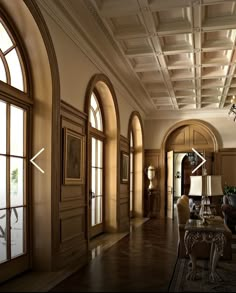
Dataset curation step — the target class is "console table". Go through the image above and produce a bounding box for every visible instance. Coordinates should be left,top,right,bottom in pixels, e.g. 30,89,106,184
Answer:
184,219,226,282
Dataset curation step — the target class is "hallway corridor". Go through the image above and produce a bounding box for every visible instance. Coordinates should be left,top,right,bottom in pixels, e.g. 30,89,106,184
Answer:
51,218,178,292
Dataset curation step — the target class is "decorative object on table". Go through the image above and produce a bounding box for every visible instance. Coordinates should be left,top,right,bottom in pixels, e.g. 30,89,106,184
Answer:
228,95,236,122
63,128,85,185
120,151,129,183
189,175,224,224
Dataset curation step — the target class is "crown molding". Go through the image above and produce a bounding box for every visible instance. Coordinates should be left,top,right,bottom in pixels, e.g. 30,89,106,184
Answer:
146,108,231,120
36,0,150,116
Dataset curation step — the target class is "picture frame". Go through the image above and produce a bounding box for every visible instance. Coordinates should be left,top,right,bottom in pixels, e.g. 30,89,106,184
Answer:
63,128,84,185
120,151,129,183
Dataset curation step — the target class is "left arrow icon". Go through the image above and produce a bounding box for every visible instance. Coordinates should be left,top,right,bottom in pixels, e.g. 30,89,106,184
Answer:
30,148,45,174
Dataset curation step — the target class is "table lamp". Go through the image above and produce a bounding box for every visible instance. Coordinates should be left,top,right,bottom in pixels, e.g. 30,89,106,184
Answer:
189,175,223,224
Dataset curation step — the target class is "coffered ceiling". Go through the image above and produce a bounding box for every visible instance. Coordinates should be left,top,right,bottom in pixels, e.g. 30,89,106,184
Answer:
89,0,236,115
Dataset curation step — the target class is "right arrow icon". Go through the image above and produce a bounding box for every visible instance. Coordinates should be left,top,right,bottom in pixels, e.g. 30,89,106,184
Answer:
191,148,206,174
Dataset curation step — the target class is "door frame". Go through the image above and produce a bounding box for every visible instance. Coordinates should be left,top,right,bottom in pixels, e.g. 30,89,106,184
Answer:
160,119,220,217
88,127,105,239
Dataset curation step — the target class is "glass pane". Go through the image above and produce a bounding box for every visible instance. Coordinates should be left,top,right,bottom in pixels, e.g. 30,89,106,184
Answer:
0,101,6,154
96,110,103,131
0,209,7,263
5,49,24,91
91,197,95,227
10,105,24,156
97,169,102,196
97,140,103,168
0,156,6,209
10,158,24,207
91,93,97,111
0,57,6,83
0,22,13,53
91,167,96,194
90,109,96,128
91,138,96,167
96,196,102,224
11,207,25,258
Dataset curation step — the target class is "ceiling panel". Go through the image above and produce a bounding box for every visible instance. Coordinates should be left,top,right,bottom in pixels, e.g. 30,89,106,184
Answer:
91,0,236,113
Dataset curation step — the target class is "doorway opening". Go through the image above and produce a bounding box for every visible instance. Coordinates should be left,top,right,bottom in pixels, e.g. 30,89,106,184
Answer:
167,151,203,220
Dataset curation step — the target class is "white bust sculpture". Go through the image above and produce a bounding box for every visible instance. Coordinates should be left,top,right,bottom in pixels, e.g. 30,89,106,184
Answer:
147,165,156,190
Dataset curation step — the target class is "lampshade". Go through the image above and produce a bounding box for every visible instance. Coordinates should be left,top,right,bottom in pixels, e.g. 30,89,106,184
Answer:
189,175,223,196
206,175,223,196
189,176,207,196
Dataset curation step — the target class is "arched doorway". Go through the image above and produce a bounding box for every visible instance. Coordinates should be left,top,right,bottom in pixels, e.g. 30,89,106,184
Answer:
85,74,120,235
161,119,221,218
128,112,144,218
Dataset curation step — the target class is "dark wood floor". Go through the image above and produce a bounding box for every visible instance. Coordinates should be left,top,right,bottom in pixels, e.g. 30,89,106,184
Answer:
50,217,179,292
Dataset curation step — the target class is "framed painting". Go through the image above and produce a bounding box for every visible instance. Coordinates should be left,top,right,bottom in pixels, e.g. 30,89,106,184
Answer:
120,151,129,183
63,128,84,185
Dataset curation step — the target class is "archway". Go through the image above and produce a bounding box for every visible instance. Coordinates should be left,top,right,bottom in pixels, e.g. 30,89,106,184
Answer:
85,74,120,233
160,119,222,217
128,112,144,218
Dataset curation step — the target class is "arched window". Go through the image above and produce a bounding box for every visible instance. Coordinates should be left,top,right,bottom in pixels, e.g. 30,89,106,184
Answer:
0,18,26,91
0,13,30,275
89,92,104,237
90,93,103,131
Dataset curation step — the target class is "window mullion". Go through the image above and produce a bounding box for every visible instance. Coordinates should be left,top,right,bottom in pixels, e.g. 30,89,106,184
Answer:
6,103,11,260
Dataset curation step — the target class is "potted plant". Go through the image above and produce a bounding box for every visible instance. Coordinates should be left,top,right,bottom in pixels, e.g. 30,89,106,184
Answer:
224,185,236,196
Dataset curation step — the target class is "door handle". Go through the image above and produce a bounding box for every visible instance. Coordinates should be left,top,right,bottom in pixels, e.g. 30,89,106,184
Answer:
89,190,95,201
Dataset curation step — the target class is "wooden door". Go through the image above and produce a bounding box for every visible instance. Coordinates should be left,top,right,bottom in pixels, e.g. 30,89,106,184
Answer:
167,151,174,219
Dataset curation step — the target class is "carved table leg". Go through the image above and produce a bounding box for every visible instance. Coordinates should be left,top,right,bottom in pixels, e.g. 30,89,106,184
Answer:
209,233,225,282
209,244,222,282
186,252,200,280
209,241,214,270
184,231,201,281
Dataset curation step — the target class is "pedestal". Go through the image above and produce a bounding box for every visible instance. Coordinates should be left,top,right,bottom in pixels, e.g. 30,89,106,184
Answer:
146,188,157,218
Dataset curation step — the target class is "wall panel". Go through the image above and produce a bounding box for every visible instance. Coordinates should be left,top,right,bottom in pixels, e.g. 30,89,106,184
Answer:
119,135,130,232
215,149,236,186
54,100,88,270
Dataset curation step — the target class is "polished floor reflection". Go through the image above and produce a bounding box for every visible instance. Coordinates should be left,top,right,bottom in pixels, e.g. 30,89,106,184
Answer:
51,217,178,292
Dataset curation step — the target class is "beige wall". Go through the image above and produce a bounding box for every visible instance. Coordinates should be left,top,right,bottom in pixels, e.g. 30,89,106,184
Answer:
39,7,140,138
144,118,236,149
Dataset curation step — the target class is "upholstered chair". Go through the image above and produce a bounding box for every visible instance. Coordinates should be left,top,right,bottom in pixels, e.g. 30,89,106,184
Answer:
222,194,236,233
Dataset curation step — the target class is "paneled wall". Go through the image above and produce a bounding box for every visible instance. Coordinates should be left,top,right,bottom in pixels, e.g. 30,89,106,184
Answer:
166,125,215,152
119,135,130,232
215,149,236,186
144,149,161,217
54,101,88,270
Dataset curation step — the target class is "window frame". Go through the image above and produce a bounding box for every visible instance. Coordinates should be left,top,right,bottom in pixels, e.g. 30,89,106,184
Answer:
89,90,106,235
0,7,32,272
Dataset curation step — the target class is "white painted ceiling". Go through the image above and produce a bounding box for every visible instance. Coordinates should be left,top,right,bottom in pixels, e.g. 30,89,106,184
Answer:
89,0,236,116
